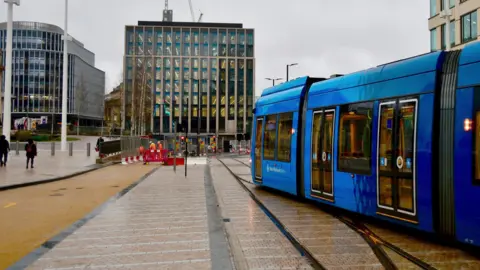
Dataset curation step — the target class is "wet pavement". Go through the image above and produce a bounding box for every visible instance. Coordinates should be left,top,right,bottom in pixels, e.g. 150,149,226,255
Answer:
209,158,314,269
0,163,157,269
220,156,480,269
7,154,479,269
25,165,214,270
0,151,100,189
215,158,383,269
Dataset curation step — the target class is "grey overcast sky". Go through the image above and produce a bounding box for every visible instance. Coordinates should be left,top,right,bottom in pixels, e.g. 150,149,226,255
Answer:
1,0,430,96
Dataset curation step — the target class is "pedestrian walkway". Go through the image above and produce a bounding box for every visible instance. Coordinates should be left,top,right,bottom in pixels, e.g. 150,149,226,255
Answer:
209,158,313,269
0,151,99,189
24,165,215,270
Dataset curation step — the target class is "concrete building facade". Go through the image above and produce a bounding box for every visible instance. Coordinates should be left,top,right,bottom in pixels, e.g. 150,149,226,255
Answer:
122,21,255,139
428,0,479,51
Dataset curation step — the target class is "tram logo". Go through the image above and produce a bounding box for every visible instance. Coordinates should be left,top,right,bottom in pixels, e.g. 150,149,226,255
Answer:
266,164,286,174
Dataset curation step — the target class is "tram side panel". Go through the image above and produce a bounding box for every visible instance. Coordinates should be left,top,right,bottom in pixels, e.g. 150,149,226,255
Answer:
454,85,480,246
303,89,436,233
261,110,300,195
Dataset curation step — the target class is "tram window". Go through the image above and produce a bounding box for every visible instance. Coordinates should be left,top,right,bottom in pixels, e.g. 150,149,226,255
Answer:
475,112,480,183
277,112,293,162
338,102,373,174
263,114,277,160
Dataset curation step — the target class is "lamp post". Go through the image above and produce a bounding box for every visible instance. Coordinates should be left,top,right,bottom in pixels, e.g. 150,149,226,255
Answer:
3,0,20,142
265,77,282,86
61,0,70,151
196,79,201,156
286,63,298,82
0,50,3,127
441,0,452,50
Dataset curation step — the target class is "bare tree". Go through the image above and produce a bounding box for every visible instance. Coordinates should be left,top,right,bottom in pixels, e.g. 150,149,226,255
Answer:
131,57,153,135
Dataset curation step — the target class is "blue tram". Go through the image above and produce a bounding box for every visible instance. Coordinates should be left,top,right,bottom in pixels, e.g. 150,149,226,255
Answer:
251,41,480,247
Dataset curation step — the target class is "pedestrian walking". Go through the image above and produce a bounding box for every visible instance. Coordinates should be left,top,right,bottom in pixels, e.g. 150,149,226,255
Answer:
25,139,37,169
0,135,10,167
95,136,104,152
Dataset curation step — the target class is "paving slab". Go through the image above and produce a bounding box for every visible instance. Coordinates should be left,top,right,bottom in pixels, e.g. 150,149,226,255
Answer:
219,157,480,269
214,158,383,269
209,159,314,269
0,150,100,189
0,163,158,269
25,165,217,270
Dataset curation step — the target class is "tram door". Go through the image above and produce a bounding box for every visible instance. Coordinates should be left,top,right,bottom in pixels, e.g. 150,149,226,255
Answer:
311,109,335,201
254,117,263,181
377,99,417,220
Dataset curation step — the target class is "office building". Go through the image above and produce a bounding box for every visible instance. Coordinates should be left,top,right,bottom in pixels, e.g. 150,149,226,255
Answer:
0,21,105,129
428,0,479,51
123,21,255,140
104,83,122,134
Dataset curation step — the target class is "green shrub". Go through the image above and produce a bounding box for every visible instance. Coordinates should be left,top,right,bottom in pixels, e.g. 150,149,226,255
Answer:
31,135,51,141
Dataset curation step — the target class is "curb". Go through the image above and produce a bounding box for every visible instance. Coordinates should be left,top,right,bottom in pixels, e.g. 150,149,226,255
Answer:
0,161,121,192
7,165,161,270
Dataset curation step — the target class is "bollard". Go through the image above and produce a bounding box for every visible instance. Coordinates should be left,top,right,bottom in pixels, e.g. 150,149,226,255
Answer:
51,141,55,156
69,142,73,156
16,141,19,155
87,142,91,157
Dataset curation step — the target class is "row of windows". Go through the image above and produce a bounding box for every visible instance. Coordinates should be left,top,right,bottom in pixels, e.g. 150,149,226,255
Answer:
430,0,456,17
257,101,415,176
0,30,65,51
261,113,294,162
127,28,254,46
127,41,253,57
430,10,477,51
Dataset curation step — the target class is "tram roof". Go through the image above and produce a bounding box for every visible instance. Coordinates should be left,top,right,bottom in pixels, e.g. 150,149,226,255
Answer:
308,51,444,96
459,40,480,66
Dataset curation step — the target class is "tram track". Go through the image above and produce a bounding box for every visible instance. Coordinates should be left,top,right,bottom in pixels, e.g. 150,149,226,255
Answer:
219,157,439,270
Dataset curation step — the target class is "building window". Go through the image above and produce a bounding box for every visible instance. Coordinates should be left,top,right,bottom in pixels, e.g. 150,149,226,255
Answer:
430,28,438,51
430,0,437,17
450,20,456,46
461,10,477,43
450,0,455,8
277,112,293,162
338,102,373,175
263,114,277,160
441,24,446,49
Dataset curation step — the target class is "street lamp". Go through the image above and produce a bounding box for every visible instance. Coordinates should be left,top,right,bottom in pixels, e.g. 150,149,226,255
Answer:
265,77,283,86
3,0,20,142
61,0,70,151
286,63,298,82
440,0,452,51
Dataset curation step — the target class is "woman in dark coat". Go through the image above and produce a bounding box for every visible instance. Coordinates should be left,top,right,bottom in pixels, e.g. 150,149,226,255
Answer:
25,139,37,169
0,135,10,167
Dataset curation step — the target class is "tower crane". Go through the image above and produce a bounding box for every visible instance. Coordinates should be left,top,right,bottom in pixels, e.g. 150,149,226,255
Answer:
187,0,204,22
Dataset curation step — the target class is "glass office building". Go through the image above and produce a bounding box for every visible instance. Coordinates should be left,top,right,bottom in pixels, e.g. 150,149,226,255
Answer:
0,21,105,127
123,21,255,139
